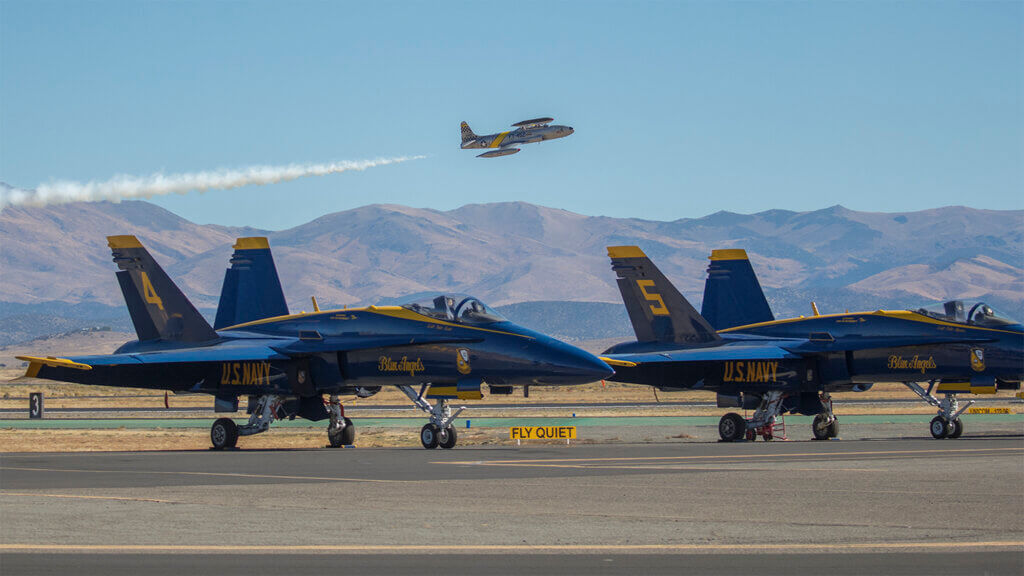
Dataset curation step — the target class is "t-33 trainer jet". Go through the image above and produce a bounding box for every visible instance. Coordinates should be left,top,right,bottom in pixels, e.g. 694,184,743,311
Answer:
19,236,612,450
600,246,1023,442
460,117,573,158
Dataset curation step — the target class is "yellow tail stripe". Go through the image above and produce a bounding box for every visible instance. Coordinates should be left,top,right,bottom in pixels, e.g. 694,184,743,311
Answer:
489,131,511,148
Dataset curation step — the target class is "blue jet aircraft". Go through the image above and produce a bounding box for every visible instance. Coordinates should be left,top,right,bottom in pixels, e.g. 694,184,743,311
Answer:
19,236,612,450
600,246,1023,441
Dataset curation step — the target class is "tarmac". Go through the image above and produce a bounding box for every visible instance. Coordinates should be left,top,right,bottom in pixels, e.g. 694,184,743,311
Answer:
2,436,1023,575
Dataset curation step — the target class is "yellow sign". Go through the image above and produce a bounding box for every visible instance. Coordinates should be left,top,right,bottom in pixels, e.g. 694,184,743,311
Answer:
509,426,577,440
967,407,1010,415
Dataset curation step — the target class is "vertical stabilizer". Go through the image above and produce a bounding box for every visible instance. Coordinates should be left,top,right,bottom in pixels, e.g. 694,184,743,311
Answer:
108,235,217,342
214,237,289,329
460,121,477,145
701,249,774,330
607,246,719,344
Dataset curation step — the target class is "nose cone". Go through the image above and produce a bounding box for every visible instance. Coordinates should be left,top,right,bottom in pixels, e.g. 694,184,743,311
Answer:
533,338,613,385
565,126,574,135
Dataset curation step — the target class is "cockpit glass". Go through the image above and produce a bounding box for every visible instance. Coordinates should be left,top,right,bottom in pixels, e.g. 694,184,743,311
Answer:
401,294,506,325
914,300,1020,327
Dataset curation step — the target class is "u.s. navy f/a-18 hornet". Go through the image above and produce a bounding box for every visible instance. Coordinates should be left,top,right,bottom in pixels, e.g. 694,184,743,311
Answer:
19,236,612,450
599,246,1023,441
460,117,574,158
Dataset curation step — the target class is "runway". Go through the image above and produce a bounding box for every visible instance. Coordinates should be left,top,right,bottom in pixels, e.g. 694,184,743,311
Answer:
2,438,1022,574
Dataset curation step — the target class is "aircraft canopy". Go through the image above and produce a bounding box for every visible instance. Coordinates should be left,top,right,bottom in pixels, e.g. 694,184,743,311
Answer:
402,294,507,325
915,300,1021,328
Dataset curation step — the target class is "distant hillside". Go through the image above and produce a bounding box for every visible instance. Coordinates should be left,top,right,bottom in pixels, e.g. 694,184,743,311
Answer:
0,200,1020,343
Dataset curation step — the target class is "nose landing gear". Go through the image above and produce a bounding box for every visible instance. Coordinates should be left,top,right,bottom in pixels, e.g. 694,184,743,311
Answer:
400,384,465,449
905,381,971,439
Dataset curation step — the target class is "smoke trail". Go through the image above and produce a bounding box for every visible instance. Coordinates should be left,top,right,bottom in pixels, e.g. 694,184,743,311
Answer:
0,155,425,208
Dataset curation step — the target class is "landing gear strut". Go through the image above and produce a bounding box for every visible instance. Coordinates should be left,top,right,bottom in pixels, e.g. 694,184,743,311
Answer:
327,395,355,448
718,390,787,442
904,381,971,440
400,384,464,449
812,393,839,440
210,394,283,450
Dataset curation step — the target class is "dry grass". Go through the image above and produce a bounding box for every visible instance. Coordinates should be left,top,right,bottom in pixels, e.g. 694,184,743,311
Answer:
0,427,517,452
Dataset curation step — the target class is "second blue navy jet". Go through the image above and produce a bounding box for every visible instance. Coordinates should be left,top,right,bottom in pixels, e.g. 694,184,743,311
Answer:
20,236,612,450
600,246,1023,442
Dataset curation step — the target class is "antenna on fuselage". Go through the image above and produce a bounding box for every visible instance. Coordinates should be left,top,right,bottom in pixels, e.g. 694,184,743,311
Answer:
811,302,820,317
311,296,321,312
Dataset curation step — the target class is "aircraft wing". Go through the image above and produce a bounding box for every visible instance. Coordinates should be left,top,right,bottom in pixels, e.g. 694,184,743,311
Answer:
781,334,998,354
512,117,553,128
603,344,801,367
18,334,484,369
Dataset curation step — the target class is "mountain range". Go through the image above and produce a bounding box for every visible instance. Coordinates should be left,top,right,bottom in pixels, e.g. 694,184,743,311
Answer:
0,198,1020,345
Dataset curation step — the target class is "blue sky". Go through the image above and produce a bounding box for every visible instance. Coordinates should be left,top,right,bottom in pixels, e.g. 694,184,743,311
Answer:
1,1,1020,230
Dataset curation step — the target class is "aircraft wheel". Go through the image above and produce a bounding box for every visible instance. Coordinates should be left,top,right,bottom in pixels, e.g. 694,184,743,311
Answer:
930,416,949,439
812,414,831,440
439,425,458,449
719,413,746,442
420,423,440,449
211,418,238,450
948,419,963,439
828,417,839,438
328,418,355,448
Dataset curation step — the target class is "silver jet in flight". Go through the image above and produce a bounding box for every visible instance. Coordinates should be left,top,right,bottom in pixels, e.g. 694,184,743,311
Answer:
460,117,574,158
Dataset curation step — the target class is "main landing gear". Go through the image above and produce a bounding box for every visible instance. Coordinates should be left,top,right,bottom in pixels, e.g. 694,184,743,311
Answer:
209,394,358,450
326,394,355,448
811,393,839,441
903,381,971,439
399,384,464,449
718,390,788,442
210,394,283,450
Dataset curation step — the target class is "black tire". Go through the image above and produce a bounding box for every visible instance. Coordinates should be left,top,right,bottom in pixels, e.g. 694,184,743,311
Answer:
949,418,963,439
828,417,839,438
718,413,747,442
930,416,949,439
812,414,831,440
420,423,440,449
328,418,356,448
211,418,238,450
439,425,458,449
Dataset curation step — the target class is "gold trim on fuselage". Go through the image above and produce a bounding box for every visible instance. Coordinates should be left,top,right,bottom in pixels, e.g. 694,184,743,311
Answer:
718,310,1021,336
219,306,533,339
